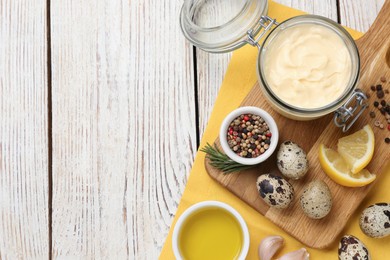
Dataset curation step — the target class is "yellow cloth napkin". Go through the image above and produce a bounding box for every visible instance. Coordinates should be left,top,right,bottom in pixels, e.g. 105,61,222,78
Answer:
160,1,390,259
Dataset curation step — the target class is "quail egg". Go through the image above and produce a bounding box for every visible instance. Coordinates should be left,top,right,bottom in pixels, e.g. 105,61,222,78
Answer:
276,141,309,180
338,235,370,260
256,174,294,209
359,203,390,238
300,180,332,219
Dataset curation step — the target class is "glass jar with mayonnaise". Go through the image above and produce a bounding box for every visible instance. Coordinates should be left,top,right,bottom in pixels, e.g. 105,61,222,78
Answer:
180,0,367,132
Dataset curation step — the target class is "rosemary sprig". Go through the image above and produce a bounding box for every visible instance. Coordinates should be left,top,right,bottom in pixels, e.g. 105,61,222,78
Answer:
200,143,255,174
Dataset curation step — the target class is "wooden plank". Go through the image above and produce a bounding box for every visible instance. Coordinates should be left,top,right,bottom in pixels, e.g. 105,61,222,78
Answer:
275,0,338,21
0,0,49,258
205,1,390,247
196,0,338,140
339,0,385,32
50,0,196,258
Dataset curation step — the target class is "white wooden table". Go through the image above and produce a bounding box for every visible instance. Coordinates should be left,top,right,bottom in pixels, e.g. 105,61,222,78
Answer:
0,0,384,259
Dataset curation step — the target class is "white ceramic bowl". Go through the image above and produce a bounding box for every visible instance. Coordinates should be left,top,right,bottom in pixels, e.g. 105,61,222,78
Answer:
172,201,250,260
219,106,279,165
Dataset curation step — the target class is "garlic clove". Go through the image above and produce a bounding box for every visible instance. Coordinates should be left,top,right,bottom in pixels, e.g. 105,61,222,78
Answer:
258,235,284,260
277,248,310,260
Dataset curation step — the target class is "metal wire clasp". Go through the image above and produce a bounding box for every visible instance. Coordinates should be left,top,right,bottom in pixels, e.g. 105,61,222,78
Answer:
334,90,368,132
246,16,278,50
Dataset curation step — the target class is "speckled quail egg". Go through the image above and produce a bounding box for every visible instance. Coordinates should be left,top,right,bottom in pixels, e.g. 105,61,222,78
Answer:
300,180,332,219
256,174,294,209
359,203,390,238
338,235,370,260
276,141,309,180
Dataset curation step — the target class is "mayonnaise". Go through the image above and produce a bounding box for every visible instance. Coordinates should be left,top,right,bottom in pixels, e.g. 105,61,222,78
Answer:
263,24,352,109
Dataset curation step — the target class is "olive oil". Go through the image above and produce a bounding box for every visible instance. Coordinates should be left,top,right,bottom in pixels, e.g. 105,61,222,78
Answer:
178,207,243,260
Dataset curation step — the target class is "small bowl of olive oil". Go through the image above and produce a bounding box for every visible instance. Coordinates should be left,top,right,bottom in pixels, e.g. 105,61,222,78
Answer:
172,201,249,260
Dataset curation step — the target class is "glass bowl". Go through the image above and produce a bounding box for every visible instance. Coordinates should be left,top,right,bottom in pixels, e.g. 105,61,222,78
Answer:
257,15,360,120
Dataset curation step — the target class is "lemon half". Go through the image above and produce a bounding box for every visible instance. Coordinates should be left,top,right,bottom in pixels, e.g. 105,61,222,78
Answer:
319,144,376,187
337,125,375,174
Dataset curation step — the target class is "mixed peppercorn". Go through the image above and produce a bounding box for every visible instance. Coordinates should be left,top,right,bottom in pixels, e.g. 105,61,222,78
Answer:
227,114,272,158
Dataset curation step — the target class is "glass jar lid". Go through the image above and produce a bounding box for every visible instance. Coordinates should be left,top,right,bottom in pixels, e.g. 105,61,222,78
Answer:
180,0,268,53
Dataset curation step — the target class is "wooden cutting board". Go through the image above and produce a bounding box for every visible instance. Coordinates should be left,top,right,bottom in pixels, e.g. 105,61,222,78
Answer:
205,1,390,249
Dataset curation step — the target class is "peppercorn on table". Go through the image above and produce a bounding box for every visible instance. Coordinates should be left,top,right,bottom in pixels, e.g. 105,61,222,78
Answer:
0,0,388,259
